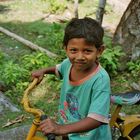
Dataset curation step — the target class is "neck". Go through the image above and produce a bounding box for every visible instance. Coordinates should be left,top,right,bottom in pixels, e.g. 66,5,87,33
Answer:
70,63,98,82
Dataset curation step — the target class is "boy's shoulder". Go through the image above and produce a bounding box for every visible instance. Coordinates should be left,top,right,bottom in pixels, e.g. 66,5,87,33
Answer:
62,58,70,63
97,65,110,79
57,58,71,72
60,58,71,66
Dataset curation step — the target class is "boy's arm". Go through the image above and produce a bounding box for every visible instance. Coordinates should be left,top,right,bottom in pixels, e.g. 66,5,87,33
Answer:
59,117,102,134
40,117,102,136
31,66,56,78
41,67,56,75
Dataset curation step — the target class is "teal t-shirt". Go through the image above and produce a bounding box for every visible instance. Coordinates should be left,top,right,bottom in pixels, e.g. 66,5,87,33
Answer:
56,58,112,140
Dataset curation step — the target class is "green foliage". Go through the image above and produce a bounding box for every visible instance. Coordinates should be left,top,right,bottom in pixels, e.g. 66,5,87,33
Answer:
42,0,66,14
0,50,29,87
51,0,66,14
21,52,56,70
0,50,4,63
0,50,59,103
0,61,29,86
127,60,140,78
100,37,124,75
0,53,29,102
105,1,113,14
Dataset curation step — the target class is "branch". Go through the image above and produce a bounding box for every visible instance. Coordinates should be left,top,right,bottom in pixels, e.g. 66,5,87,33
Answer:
2,115,30,128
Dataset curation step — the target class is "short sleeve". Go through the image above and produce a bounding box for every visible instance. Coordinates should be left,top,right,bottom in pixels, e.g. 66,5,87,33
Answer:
55,58,71,79
88,73,111,123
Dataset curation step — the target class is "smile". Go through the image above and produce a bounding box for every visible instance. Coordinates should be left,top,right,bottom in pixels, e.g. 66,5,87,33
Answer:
75,62,86,65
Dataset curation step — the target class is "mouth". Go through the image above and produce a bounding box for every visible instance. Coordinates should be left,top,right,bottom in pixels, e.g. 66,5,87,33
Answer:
74,62,86,65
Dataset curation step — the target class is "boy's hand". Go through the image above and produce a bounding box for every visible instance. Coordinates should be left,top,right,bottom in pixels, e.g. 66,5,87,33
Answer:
31,67,56,82
31,69,45,83
40,118,61,135
40,118,63,136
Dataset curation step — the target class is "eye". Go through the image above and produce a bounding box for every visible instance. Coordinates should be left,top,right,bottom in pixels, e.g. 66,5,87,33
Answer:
69,48,77,53
84,49,93,54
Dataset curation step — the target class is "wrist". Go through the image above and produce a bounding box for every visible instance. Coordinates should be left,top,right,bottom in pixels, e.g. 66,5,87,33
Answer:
57,124,69,135
41,68,48,74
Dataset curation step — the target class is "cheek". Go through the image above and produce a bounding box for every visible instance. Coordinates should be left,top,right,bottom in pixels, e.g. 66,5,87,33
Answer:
69,55,76,61
87,55,97,62
66,53,75,61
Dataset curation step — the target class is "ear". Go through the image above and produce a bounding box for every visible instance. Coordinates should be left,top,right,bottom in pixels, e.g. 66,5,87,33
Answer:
64,46,69,56
97,45,105,58
64,46,67,51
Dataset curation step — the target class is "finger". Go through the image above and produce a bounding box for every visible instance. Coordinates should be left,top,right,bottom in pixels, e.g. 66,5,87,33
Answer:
40,121,49,130
42,129,51,135
40,123,47,130
42,126,48,132
40,119,47,125
40,117,51,124
31,71,37,77
41,126,52,135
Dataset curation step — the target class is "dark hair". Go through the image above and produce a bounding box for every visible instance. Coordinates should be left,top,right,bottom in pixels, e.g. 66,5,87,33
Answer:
63,17,104,48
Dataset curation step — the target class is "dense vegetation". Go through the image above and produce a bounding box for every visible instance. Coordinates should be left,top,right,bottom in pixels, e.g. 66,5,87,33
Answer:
0,0,140,132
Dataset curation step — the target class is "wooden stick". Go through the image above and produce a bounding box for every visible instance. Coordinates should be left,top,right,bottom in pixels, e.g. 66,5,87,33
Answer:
2,115,30,128
0,26,57,57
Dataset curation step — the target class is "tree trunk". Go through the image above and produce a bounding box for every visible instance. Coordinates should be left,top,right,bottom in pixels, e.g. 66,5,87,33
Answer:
113,0,140,62
96,0,106,25
74,0,79,18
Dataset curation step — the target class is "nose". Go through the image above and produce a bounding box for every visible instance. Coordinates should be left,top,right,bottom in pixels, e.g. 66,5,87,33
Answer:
76,52,84,60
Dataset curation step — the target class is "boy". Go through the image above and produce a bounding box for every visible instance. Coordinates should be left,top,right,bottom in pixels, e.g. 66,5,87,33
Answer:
32,17,112,140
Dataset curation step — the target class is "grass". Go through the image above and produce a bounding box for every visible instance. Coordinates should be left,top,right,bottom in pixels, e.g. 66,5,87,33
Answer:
0,20,65,55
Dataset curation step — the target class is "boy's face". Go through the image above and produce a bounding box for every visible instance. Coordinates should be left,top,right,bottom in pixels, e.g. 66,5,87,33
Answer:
65,38,104,72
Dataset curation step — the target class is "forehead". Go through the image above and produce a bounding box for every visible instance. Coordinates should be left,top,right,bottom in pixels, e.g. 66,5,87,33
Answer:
68,38,94,47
